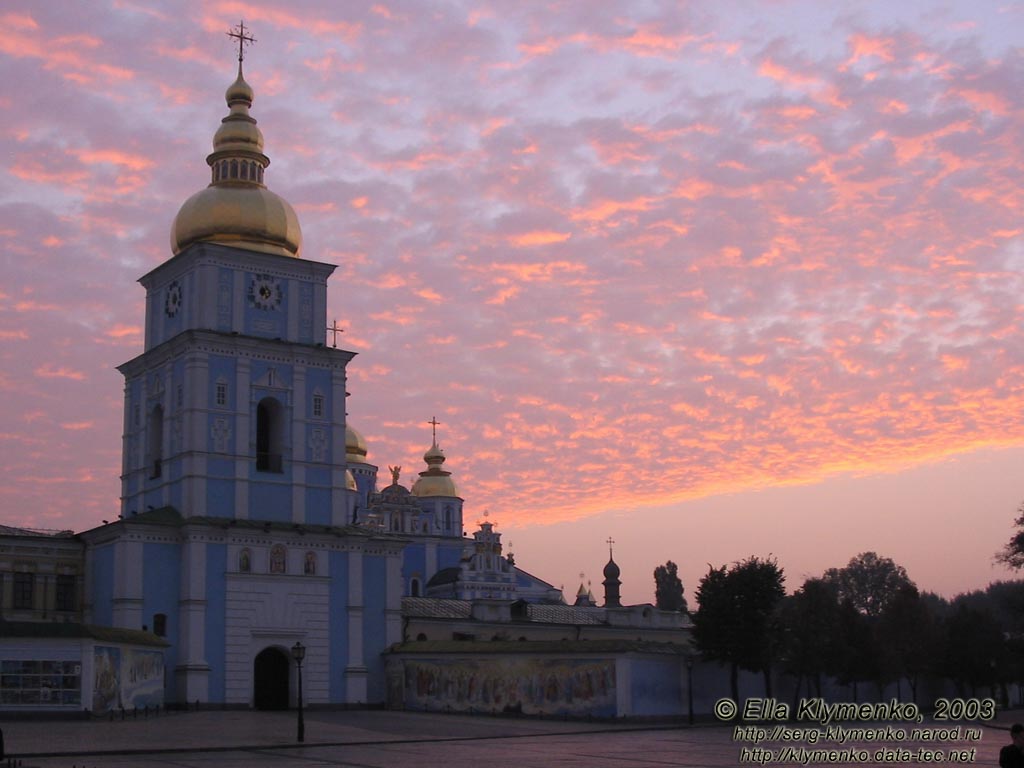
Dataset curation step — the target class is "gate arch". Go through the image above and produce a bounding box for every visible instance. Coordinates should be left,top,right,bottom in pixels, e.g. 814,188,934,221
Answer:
253,646,290,710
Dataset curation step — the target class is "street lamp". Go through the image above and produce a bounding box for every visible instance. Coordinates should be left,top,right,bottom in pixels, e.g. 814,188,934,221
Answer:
291,641,305,743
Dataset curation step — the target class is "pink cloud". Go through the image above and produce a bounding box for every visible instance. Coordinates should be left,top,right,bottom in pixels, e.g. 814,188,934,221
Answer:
34,365,86,381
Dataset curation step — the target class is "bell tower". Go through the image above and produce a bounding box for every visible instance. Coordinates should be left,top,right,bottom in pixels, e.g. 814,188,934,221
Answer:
117,30,355,526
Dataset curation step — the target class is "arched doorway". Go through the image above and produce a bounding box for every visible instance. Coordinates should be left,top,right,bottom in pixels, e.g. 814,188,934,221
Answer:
253,647,290,710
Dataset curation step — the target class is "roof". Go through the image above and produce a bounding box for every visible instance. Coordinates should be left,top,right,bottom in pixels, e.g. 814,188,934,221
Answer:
0,620,169,647
0,524,76,538
100,507,379,538
388,639,690,655
425,566,461,588
525,604,607,625
402,597,473,619
403,598,612,626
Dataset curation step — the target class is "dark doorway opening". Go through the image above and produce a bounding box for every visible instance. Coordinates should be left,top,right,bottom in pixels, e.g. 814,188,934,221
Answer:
253,647,290,710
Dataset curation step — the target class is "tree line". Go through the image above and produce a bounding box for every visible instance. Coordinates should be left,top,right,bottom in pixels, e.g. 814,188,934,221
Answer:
654,546,1024,706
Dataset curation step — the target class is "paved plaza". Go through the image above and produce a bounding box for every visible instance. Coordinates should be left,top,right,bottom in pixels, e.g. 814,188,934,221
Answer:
0,709,1013,768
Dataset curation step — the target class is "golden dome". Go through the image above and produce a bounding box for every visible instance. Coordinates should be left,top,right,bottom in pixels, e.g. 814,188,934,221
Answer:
345,469,357,491
170,64,302,258
346,423,369,464
411,441,461,498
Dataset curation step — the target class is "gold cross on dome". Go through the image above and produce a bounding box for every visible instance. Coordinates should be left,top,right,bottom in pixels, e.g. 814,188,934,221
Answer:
428,416,441,443
327,320,344,348
607,536,615,556
227,20,256,63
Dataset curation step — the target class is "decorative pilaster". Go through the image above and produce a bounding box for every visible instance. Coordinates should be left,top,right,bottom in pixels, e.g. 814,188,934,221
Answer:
176,536,210,703
344,548,367,702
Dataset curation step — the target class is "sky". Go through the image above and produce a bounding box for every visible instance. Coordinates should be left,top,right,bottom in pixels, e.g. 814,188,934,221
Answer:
2,1,1023,607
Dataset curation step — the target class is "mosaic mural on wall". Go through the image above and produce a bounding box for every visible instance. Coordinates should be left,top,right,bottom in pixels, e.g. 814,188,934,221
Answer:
123,649,164,709
399,657,616,717
92,646,164,713
93,646,121,712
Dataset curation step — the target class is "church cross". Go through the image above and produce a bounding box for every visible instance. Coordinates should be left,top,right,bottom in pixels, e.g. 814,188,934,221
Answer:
227,20,256,63
327,320,344,348
428,415,441,443
606,536,615,557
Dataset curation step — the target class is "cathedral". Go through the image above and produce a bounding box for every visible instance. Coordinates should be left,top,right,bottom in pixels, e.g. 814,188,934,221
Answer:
0,37,691,718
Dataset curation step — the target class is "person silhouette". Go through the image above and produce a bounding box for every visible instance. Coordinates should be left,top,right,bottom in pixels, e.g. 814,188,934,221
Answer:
1000,724,1024,768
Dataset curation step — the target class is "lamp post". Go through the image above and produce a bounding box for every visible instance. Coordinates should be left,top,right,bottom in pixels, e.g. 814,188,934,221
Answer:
686,656,694,726
291,641,305,743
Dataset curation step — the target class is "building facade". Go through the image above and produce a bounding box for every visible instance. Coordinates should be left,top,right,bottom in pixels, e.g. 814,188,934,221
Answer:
77,60,439,709
3,47,693,716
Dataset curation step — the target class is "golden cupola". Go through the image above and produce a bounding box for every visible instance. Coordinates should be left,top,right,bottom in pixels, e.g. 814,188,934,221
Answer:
345,423,369,464
411,441,461,498
170,63,302,258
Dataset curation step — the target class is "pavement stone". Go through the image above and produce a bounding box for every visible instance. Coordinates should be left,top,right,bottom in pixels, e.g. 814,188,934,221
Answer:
0,708,1013,768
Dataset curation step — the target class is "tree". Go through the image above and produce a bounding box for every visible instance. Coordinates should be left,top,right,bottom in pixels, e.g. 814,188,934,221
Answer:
939,602,1008,696
693,556,785,701
777,578,844,705
877,584,940,702
822,551,914,618
654,560,687,612
996,501,1024,569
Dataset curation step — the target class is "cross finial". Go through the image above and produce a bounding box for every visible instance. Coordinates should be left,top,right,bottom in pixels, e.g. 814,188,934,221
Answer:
428,416,441,443
227,20,256,64
327,320,344,348
607,536,615,558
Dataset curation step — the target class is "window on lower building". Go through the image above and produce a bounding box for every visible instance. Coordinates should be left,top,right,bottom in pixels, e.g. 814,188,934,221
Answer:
312,394,324,419
153,613,167,637
13,572,34,610
55,574,76,612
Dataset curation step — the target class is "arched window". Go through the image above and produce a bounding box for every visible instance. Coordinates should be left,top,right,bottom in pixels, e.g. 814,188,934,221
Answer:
256,397,284,472
410,578,421,597
230,159,239,179
270,544,286,574
153,613,167,637
148,404,164,478
304,551,316,575
239,548,251,573
444,505,452,532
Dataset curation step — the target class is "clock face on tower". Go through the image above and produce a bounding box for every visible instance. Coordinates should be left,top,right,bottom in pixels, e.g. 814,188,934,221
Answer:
165,280,182,318
248,274,282,311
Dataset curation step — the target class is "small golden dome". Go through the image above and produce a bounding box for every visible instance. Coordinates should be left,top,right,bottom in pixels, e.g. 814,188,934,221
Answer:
346,423,369,464
411,441,461,498
171,63,302,258
345,469,357,491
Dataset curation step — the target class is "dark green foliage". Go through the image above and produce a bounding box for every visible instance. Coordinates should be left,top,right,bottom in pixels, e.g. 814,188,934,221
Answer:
777,578,844,699
822,551,915,618
996,501,1024,569
693,556,785,701
877,584,939,702
939,602,1008,695
653,560,687,612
